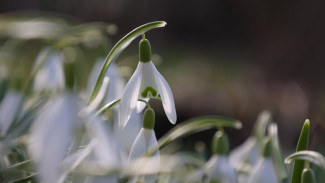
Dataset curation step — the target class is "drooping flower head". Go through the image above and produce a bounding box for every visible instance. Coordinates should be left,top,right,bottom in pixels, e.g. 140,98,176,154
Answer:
119,35,176,129
247,137,279,183
128,108,160,183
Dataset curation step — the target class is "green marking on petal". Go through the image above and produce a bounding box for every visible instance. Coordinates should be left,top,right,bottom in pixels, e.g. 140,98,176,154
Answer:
141,86,158,98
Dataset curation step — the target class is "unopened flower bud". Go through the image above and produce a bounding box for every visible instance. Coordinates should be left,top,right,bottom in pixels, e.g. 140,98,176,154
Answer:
143,108,155,129
139,36,151,62
212,130,230,155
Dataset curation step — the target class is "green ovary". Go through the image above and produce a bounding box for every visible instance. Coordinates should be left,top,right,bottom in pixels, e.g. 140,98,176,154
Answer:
141,87,158,98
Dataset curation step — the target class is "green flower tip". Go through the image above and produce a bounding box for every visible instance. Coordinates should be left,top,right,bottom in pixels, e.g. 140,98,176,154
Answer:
301,168,316,183
139,35,151,62
212,130,230,155
143,108,155,129
262,137,272,158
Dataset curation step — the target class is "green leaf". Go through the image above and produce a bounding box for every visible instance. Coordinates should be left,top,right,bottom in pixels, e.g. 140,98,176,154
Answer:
157,115,242,150
290,119,310,183
253,110,272,139
88,21,167,103
285,150,325,170
268,123,289,182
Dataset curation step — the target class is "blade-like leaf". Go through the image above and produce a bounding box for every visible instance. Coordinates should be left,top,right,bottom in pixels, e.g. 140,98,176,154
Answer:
88,21,167,103
268,123,289,183
157,115,242,150
291,119,310,183
285,150,325,170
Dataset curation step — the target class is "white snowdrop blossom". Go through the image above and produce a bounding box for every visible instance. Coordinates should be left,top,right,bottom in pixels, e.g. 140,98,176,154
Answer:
0,90,23,136
247,138,279,183
28,92,81,183
33,48,65,92
205,155,237,183
119,38,176,129
128,108,160,183
128,128,160,183
247,158,279,183
229,137,260,171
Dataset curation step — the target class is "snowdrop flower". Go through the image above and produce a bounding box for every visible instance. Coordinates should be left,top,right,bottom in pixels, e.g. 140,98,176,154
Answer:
128,108,160,183
187,131,237,183
229,111,271,172
119,36,176,129
28,92,81,183
247,138,279,183
229,137,260,171
0,90,23,137
33,47,65,92
204,131,237,183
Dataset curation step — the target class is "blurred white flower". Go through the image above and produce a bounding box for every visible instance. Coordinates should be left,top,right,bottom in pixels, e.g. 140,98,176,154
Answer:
188,131,237,183
0,90,23,136
88,60,125,105
247,158,279,183
128,128,160,183
86,115,122,171
33,48,65,92
28,92,81,183
128,108,159,183
205,155,237,183
247,138,279,183
229,137,260,171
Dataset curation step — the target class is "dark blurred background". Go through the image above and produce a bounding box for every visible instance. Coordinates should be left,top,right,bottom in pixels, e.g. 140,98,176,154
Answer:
0,0,324,153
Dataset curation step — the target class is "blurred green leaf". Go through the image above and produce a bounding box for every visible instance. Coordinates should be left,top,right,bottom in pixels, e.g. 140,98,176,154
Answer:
285,150,325,170
268,123,289,183
157,115,242,150
88,21,167,103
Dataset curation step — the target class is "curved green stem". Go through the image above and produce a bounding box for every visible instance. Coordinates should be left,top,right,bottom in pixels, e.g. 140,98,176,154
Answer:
88,21,167,103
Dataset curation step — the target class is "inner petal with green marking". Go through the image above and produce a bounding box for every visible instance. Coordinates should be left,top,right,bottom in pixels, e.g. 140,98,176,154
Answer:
141,86,158,98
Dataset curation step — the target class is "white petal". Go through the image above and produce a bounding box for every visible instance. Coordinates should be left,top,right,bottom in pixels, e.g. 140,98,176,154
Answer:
205,155,237,183
229,137,260,171
139,62,159,98
61,140,97,172
28,92,80,183
136,99,148,112
151,62,177,124
247,158,279,183
86,116,121,170
128,128,160,183
0,91,23,136
105,63,125,104
114,110,143,153
119,62,143,129
33,51,65,92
